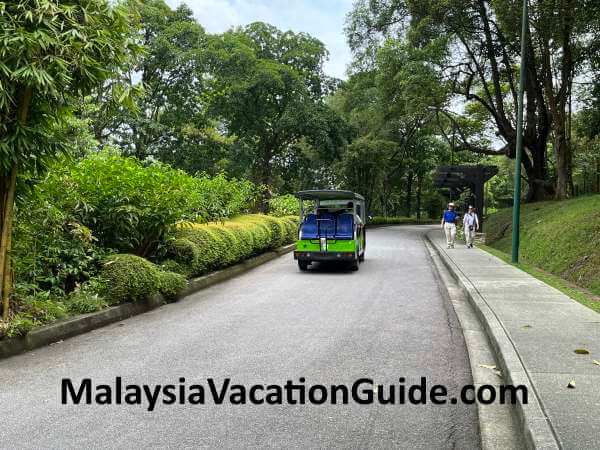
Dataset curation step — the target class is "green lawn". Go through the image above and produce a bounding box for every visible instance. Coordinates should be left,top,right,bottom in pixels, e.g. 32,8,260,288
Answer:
483,195,600,312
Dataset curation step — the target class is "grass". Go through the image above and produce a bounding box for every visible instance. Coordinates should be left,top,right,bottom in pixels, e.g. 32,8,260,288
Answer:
482,194,600,313
480,244,600,314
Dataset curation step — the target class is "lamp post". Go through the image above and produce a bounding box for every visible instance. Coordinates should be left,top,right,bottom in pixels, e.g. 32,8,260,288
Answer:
511,0,528,264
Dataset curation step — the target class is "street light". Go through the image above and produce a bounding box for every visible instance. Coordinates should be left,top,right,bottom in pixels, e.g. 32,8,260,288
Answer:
511,0,528,264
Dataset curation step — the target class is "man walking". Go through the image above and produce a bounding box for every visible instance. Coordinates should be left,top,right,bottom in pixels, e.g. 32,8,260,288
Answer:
441,202,458,248
463,205,479,248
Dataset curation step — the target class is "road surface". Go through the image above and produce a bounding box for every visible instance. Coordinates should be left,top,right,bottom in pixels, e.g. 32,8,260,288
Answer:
0,226,479,449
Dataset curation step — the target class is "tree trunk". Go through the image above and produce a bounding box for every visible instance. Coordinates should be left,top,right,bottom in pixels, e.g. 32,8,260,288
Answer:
554,119,570,200
523,142,554,202
0,86,32,320
0,166,17,321
255,147,273,213
596,158,600,194
405,172,413,217
416,174,423,222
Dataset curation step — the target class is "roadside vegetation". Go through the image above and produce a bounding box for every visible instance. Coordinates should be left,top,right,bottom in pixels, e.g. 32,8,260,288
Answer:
5,150,297,339
1,0,599,337
483,195,600,308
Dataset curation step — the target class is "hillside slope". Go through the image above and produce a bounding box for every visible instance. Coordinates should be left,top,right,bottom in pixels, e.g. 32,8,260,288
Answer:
485,195,600,295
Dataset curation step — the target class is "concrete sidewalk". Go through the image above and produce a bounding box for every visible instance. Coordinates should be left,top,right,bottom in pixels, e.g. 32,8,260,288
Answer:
427,230,600,450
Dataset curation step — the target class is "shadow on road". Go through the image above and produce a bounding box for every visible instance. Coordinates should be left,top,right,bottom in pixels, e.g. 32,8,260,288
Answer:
299,261,360,274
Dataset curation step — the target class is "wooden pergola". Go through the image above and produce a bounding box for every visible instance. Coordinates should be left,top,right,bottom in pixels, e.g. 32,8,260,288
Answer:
433,165,498,230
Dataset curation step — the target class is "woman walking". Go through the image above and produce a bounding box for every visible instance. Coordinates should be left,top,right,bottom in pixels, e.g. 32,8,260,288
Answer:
463,205,480,248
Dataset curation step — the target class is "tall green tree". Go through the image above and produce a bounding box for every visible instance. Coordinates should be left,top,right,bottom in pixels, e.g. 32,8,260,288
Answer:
0,0,139,320
206,22,348,208
332,41,454,217
87,0,231,175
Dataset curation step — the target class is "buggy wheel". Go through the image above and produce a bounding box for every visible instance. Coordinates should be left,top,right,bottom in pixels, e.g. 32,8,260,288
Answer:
298,260,309,271
351,258,359,271
358,252,365,262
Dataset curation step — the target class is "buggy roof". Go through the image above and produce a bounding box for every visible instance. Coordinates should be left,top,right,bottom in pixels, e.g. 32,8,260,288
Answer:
296,190,365,201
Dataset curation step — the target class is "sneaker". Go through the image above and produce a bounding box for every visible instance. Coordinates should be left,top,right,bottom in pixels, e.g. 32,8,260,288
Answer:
451,244,455,249
447,244,451,249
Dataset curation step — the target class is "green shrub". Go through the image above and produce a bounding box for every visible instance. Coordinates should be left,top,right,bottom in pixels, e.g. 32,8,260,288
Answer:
269,194,299,216
5,315,36,338
176,226,227,273
101,254,163,304
13,175,108,295
65,293,109,315
225,223,255,260
280,216,299,241
101,254,186,303
231,215,274,251
2,292,69,338
18,294,69,324
167,214,299,277
65,278,109,314
261,215,287,248
160,259,191,277
158,271,186,301
168,238,201,271
15,153,257,262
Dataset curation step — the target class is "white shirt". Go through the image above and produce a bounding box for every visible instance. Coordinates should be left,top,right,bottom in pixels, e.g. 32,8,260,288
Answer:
463,212,479,229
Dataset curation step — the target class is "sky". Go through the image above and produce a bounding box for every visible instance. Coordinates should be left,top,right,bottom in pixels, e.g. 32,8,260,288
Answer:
165,0,355,79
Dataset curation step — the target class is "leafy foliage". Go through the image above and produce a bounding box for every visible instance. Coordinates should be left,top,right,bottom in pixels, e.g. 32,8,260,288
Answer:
64,279,110,314
205,22,349,203
345,0,600,200
167,215,298,277
100,254,185,304
15,152,255,264
269,194,300,217
0,0,140,174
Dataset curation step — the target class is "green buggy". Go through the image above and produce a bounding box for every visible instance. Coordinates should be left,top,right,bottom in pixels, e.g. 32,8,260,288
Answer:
293,190,366,271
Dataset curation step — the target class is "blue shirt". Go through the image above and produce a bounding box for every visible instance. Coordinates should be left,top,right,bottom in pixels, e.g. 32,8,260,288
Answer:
443,210,457,224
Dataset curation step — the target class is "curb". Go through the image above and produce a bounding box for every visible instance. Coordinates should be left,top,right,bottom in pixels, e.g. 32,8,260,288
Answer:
0,243,295,360
425,231,560,450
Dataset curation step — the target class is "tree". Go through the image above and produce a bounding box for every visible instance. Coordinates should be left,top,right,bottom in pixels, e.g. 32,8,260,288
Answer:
572,82,600,194
85,0,233,175
0,0,139,320
332,41,453,217
346,0,600,200
337,137,397,214
205,22,348,208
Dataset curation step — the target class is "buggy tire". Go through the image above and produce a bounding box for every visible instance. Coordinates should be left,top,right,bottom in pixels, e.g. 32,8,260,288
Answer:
298,260,309,271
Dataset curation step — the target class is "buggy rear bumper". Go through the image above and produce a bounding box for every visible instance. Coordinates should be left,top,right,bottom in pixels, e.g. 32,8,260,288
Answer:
294,251,356,262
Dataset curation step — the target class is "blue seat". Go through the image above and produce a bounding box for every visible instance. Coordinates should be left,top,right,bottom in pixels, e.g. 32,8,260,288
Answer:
300,214,318,239
317,213,336,237
336,213,354,239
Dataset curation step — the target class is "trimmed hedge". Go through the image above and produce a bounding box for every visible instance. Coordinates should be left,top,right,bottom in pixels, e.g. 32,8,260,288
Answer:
166,214,298,278
2,214,297,340
101,254,186,304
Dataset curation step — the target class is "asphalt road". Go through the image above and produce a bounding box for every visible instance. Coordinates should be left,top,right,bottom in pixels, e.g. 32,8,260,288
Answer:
0,226,480,449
